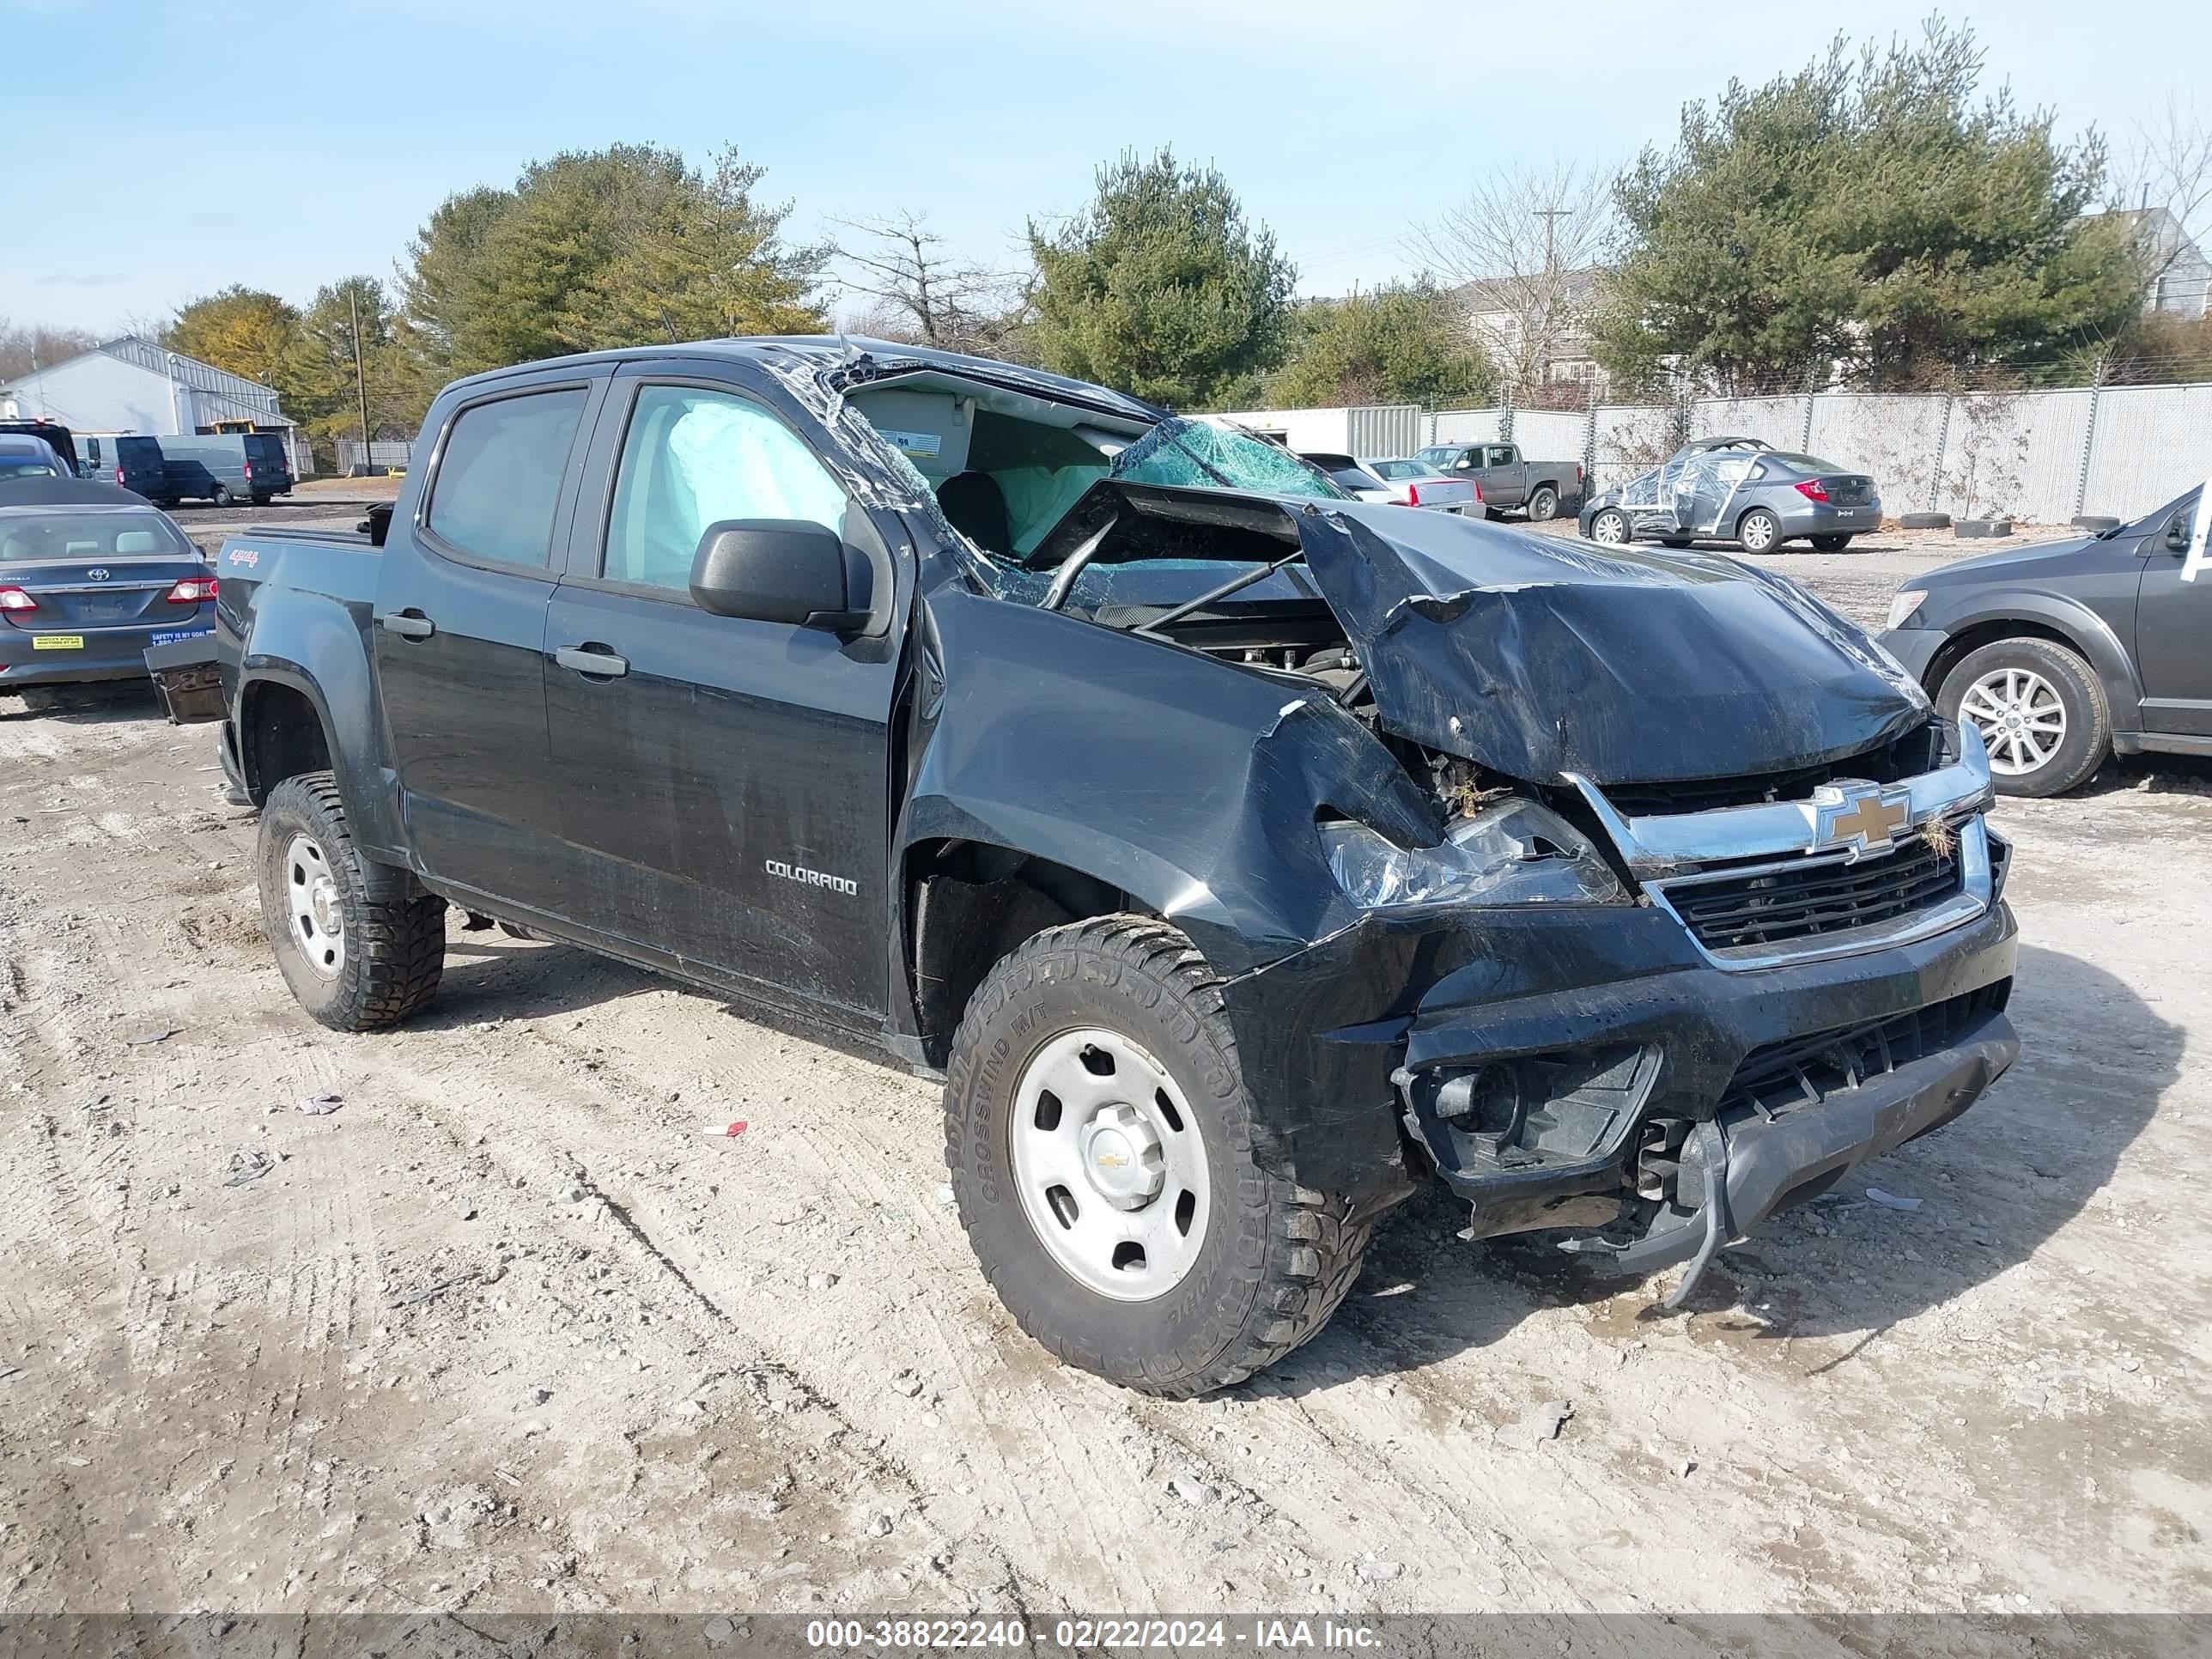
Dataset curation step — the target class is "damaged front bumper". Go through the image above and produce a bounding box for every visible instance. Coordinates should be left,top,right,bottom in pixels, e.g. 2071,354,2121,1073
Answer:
1221,893,2017,1292
1218,730,2017,1299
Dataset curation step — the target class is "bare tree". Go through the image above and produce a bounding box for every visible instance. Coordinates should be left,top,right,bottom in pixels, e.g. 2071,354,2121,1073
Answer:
2118,93,2212,312
0,318,97,383
1407,160,1618,402
829,210,1022,353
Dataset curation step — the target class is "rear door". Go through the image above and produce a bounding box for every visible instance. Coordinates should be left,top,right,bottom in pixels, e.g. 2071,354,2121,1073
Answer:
2136,489,2212,737
115,438,165,496
542,362,901,1022
373,373,607,902
243,434,292,492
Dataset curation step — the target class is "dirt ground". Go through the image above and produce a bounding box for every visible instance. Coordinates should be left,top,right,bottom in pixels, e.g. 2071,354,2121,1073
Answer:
3,517,2209,1626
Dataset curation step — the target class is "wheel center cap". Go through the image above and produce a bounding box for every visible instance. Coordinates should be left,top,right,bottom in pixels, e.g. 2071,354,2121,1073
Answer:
310,879,342,936
1080,1105,1164,1209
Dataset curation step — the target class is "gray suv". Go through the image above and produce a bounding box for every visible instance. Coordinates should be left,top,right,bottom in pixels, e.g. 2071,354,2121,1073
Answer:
1581,437,1881,552
1877,485,2210,795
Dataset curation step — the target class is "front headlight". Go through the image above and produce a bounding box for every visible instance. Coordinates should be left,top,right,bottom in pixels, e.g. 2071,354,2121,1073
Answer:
1885,588,1927,631
1319,800,1626,910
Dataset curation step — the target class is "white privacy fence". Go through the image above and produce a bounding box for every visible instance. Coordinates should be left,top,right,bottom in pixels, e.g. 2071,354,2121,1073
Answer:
1407,382,2212,522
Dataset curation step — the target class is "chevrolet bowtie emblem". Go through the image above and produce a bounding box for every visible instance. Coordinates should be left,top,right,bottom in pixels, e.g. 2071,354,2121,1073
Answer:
1814,783,1911,857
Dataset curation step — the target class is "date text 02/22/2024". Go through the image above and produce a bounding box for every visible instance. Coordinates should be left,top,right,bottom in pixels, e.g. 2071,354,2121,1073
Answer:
801,1618,1382,1650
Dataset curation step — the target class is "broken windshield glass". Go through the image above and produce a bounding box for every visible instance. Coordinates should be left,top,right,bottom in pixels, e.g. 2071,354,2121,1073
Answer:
1110,419,1349,500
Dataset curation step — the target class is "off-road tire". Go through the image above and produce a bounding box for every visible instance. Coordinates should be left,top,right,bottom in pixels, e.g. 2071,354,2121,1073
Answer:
1526,484,1559,522
257,772,446,1030
1737,507,1783,552
945,916,1372,1397
1588,507,1632,546
1809,533,1854,552
1936,637,2109,799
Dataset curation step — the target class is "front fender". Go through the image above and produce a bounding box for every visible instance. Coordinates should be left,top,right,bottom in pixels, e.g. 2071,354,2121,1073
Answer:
901,587,1439,976
1928,589,2143,725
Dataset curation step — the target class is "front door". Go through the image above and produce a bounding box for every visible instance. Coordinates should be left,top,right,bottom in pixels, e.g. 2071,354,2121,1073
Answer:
2137,489,2212,738
374,377,601,900
543,371,899,1023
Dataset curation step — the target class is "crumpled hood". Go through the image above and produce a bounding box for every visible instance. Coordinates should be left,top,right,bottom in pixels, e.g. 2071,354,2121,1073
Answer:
1295,501,1930,785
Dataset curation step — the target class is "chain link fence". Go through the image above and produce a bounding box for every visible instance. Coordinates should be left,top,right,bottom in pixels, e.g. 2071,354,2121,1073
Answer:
335,439,414,474
1412,381,2212,522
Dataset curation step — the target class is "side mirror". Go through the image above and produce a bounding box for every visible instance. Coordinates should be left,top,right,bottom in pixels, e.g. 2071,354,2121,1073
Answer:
689,519,867,631
2168,520,2193,554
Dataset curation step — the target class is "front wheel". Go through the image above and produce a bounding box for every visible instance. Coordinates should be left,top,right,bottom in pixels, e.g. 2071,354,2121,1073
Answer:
1937,638,2109,797
1737,507,1782,552
1588,507,1632,545
945,917,1372,1396
257,772,447,1030
1526,484,1559,522
1809,533,1853,552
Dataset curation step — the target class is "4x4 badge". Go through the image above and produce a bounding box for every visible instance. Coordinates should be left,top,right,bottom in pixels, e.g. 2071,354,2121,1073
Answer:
1813,781,1911,858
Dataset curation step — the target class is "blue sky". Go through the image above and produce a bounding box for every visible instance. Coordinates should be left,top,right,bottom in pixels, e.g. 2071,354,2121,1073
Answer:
3,0,2206,333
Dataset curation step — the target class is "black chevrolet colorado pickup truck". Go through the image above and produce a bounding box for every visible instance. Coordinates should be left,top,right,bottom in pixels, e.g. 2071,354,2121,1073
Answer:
159,338,2020,1396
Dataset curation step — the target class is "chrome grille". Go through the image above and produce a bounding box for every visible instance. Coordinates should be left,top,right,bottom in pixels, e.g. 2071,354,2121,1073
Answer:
1567,725,2000,971
1663,837,1963,954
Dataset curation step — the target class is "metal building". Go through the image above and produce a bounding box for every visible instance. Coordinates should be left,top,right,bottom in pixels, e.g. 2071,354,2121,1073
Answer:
0,336,307,478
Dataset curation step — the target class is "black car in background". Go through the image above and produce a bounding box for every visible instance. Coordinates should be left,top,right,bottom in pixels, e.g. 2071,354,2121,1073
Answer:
1877,484,2210,796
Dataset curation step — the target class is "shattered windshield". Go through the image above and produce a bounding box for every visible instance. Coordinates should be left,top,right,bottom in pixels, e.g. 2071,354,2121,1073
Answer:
1110,419,1350,501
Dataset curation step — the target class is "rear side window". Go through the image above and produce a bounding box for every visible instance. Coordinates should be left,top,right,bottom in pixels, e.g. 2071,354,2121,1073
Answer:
603,385,847,592
427,387,589,568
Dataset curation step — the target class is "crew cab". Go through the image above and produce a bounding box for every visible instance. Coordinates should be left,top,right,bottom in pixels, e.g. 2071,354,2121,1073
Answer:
159,338,2021,1397
1415,441,1583,521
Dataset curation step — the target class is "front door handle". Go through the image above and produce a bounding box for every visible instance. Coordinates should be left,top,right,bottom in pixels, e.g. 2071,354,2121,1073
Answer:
381,610,435,639
555,643,629,679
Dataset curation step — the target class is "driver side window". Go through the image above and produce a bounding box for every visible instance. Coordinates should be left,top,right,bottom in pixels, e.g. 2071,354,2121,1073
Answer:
605,385,848,592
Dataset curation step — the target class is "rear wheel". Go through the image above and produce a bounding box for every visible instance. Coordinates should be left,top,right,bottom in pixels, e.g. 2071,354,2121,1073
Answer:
1937,637,2109,798
1526,484,1559,522
1588,507,1632,545
210,483,235,507
945,917,1372,1396
1809,533,1853,552
1737,508,1782,552
251,491,274,506
257,773,447,1030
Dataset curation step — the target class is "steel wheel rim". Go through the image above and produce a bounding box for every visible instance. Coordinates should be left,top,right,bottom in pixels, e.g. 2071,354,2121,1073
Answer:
1592,513,1627,544
1008,1028,1211,1302
1741,514,1776,550
284,832,345,979
1960,668,2067,775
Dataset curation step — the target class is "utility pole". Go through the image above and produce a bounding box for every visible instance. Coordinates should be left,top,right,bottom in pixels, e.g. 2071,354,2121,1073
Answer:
1531,206,1573,394
349,287,374,475
1534,206,1572,275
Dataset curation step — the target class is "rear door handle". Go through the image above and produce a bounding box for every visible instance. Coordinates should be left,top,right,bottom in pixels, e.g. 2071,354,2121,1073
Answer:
381,611,434,639
554,643,629,679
